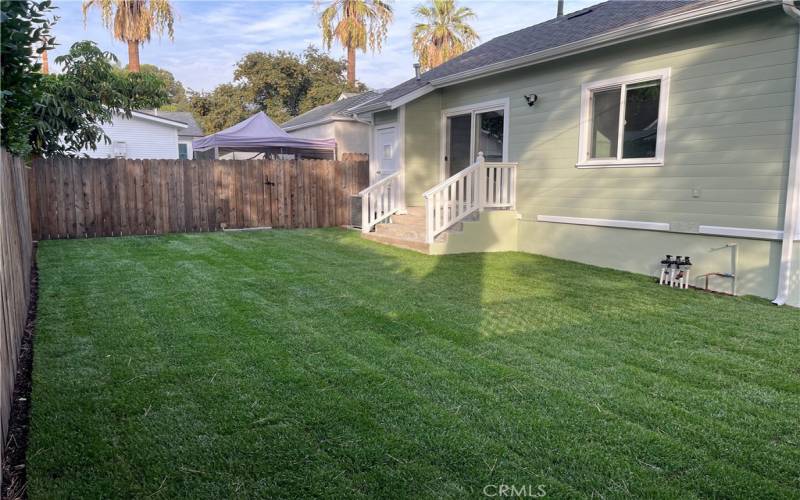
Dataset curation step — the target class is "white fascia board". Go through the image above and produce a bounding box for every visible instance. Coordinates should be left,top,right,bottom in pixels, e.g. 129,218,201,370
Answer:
536,215,670,232
282,116,357,132
130,111,189,129
389,85,435,110
428,0,770,88
698,225,784,240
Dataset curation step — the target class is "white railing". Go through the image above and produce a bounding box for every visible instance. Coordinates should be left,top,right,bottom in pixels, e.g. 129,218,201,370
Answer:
423,152,517,243
359,172,402,233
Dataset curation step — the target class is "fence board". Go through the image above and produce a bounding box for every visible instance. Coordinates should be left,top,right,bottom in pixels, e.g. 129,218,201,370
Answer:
1,149,33,474
28,158,368,238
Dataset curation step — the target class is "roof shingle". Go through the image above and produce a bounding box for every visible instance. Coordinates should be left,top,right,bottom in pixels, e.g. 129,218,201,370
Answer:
282,91,382,129
353,0,700,112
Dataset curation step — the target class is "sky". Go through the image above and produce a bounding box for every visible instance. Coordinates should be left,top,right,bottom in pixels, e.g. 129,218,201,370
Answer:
48,0,597,93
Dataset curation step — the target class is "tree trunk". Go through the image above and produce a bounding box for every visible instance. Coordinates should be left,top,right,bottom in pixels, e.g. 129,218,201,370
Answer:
347,45,356,87
127,41,141,72
41,49,49,74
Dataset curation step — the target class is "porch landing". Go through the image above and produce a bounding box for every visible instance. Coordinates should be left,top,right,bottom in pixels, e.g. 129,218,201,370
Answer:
361,207,518,255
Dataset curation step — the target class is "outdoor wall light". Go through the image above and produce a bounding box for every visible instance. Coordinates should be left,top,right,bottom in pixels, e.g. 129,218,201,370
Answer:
524,93,538,107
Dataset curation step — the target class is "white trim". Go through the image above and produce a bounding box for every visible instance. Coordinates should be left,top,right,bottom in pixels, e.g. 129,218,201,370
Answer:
372,122,399,183
130,111,188,129
535,216,789,241
397,105,407,210
352,0,769,114
536,215,670,231
428,0,768,88
774,5,800,304
282,116,357,132
698,225,784,240
577,68,670,168
390,85,435,110
439,98,510,181
575,159,664,169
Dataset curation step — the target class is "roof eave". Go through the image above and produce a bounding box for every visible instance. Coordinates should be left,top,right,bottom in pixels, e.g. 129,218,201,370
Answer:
282,116,360,132
131,110,189,129
355,0,773,113
429,0,772,88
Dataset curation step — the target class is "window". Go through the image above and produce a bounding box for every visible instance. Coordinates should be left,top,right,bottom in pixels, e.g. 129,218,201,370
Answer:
441,98,509,178
178,143,189,160
475,110,504,163
577,69,670,168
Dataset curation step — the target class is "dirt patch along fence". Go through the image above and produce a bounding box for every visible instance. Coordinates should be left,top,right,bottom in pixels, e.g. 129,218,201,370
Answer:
0,149,34,470
27,158,370,240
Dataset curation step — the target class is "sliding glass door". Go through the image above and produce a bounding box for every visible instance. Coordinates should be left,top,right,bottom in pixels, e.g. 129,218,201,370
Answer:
444,104,506,178
446,113,472,176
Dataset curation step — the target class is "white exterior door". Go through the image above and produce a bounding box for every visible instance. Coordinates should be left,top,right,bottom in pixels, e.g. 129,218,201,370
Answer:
375,125,398,180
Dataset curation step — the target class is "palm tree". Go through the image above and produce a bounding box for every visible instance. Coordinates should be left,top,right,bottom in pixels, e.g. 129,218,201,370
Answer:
82,0,175,72
319,0,393,86
412,0,478,71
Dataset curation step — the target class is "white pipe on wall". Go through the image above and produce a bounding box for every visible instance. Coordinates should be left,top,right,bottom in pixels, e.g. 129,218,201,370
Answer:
774,1,800,305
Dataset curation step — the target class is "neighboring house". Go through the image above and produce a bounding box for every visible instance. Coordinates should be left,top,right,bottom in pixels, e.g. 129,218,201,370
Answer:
79,111,188,159
352,0,800,307
156,111,205,159
282,91,381,160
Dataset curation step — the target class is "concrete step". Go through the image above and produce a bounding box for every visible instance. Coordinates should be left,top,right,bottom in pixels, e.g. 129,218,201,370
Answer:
404,206,425,217
374,224,424,240
362,232,430,253
390,213,425,226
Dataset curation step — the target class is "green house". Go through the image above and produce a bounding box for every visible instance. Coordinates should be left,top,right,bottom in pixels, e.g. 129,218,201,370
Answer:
351,0,800,307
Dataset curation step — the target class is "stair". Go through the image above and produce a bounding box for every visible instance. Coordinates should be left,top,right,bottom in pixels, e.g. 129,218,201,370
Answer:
361,206,461,253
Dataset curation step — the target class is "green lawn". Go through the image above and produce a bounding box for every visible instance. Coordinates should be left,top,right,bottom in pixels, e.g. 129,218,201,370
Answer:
29,229,800,498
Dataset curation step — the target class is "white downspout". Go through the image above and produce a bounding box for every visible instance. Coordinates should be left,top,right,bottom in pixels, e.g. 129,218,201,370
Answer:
774,0,800,305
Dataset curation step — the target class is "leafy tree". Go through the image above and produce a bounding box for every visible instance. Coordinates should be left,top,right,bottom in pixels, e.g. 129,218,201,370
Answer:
187,84,253,134
412,0,478,71
234,50,308,123
31,41,169,156
319,0,392,86
135,63,187,106
231,45,364,125
0,0,56,156
185,45,365,134
82,0,175,72
300,46,365,114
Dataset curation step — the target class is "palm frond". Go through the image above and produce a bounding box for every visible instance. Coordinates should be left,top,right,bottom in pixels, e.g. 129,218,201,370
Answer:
411,0,479,71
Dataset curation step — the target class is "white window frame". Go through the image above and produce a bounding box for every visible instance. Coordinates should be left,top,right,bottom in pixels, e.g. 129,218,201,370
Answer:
439,97,510,180
577,68,670,168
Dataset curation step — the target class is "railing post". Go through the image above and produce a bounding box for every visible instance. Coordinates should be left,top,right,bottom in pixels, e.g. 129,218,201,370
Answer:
510,165,516,208
477,151,486,209
425,195,434,244
361,192,369,233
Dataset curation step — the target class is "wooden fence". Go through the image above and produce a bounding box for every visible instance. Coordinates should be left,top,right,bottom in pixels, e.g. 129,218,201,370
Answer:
28,158,369,239
1,149,33,469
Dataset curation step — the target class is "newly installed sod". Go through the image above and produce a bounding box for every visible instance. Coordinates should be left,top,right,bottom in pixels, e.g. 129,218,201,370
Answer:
29,229,799,498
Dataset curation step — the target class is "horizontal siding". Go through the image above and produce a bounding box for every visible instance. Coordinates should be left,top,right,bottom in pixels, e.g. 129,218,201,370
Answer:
404,92,442,205
80,115,180,159
435,8,796,232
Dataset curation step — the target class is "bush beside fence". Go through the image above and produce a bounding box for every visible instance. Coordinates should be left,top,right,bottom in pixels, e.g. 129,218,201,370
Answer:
0,149,33,471
28,158,369,239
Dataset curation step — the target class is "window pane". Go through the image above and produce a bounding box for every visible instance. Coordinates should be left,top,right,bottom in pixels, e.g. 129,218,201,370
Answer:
447,114,472,174
590,88,621,159
475,110,504,162
622,80,660,159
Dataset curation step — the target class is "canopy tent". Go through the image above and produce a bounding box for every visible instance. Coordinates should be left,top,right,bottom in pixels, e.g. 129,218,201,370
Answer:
192,112,336,157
